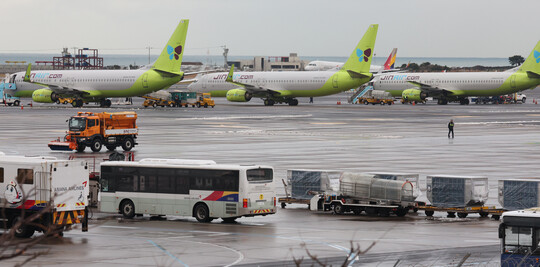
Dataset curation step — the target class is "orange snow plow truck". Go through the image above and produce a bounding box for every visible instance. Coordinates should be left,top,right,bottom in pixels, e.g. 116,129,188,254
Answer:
49,112,138,152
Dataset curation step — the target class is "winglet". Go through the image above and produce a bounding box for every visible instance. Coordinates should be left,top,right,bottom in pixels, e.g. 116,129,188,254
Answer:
226,65,235,83
23,64,32,82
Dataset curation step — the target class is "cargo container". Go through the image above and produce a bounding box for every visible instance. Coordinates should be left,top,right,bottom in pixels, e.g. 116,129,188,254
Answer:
498,178,540,210
288,169,342,199
368,172,421,198
426,175,488,208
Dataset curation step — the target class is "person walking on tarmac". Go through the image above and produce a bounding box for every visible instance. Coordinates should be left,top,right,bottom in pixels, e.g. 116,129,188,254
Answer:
448,119,455,138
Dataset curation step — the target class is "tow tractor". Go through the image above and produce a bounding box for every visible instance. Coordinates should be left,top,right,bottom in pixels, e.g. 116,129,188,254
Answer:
142,95,175,108
48,112,138,152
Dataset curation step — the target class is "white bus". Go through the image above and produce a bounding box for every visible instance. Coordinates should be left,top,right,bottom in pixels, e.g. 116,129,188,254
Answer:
98,158,276,223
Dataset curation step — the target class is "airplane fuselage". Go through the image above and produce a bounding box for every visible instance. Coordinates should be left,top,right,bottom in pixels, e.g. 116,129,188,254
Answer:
189,70,369,98
6,68,182,100
373,71,539,97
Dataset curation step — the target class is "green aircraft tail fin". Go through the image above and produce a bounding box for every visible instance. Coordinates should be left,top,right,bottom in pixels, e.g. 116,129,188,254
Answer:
341,24,378,74
23,63,32,82
518,40,540,75
153,19,189,75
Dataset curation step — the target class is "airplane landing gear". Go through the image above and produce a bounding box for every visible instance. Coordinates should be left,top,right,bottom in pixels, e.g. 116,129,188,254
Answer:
72,99,84,107
100,99,112,108
437,97,448,105
287,98,299,106
459,97,470,105
263,99,275,106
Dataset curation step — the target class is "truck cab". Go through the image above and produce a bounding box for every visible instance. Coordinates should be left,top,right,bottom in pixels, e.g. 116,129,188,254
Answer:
1,83,20,106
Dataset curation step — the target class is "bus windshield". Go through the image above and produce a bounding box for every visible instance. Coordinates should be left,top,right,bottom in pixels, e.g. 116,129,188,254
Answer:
247,168,273,183
504,226,534,255
69,117,86,131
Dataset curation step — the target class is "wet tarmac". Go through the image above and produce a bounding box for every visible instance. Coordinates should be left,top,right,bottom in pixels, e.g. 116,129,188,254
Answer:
1,90,540,266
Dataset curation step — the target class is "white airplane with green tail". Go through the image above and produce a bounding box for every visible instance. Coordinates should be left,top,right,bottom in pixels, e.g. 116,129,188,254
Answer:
188,24,379,106
4,19,189,107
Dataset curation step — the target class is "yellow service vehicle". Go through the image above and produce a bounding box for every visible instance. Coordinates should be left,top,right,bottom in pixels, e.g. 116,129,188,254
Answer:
142,95,175,108
195,93,215,108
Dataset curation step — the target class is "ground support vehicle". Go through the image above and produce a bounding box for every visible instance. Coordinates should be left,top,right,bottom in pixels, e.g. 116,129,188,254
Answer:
323,195,416,217
499,208,540,266
195,93,215,108
171,92,197,107
142,95,175,108
418,205,505,220
358,97,394,105
99,158,276,223
0,154,89,238
1,83,20,106
323,172,417,217
48,111,138,152
355,90,394,105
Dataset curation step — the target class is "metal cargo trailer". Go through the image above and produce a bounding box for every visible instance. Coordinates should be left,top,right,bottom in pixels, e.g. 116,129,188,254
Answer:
426,175,488,208
498,179,540,210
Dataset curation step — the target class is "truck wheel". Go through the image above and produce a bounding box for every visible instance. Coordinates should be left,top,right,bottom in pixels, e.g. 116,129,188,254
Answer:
425,210,435,217
122,138,134,151
76,144,86,153
333,203,344,214
90,139,102,152
152,103,157,108
281,202,286,208
380,101,385,105
169,103,175,107
12,216,35,238
121,200,135,218
395,207,408,217
363,100,369,105
197,102,201,108
457,212,468,218
194,204,212,222
204,103,208,108
56,99,61,104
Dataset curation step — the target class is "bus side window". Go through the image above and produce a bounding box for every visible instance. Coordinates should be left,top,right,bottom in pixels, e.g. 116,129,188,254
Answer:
139,176,146,192
17,169,33,184
175,169,189,194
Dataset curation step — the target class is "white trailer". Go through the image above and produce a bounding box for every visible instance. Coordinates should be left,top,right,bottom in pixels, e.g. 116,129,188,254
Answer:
0,154,89,237
324,172,417,217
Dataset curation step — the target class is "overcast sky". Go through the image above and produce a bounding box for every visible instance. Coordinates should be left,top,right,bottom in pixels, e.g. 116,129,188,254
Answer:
2,0,539,58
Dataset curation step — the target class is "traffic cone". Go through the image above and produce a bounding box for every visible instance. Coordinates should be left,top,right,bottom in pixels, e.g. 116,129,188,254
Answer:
29,102,33,108
337,101,341,105
412,101,416,106
20,104,23,110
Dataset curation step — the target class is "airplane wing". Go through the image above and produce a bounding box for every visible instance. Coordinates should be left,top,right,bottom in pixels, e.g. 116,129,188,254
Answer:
225,65,282,95
407,80,452,95
23,64,90,97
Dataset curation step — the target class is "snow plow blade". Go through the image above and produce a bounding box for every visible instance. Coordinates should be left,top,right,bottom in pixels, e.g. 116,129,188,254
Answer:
48,141,76,151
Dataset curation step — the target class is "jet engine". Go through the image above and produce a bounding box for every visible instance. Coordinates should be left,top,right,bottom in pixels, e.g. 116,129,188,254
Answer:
32,89,59,103
402,89,427,102
226,89,252,102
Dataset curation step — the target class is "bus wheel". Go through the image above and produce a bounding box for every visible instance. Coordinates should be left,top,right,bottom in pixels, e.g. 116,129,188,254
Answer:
121,200,135,218
222,217,237,223
12,216,35,238
194,204,212,223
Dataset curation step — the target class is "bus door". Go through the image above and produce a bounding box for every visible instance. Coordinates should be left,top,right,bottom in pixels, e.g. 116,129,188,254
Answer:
137,173,158,214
